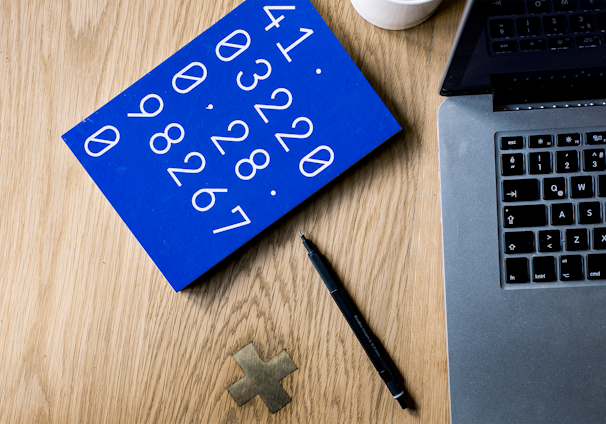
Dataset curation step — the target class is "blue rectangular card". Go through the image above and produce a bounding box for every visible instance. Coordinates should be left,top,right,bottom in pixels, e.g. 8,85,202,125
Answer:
62,0,401,291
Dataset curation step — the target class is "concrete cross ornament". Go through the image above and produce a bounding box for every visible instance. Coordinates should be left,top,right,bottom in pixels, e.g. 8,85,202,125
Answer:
228,343,298,413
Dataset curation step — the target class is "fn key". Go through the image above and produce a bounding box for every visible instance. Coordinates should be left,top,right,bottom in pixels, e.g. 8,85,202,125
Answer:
506,258,529,283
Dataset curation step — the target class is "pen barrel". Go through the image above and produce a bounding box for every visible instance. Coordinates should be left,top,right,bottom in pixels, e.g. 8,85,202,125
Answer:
330,289,399,385
308,251,338,292
302,237,407,408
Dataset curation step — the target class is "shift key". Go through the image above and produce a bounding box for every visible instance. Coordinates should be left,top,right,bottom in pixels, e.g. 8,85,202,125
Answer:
504,205,547,228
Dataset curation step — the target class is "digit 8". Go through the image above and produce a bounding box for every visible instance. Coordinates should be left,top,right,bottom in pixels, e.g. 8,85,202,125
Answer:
150,123,185,154
235,149,270,180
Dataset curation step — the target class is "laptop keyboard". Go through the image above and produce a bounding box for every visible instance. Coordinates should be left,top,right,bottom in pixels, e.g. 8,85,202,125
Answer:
487,0,606,54
496,128,606,287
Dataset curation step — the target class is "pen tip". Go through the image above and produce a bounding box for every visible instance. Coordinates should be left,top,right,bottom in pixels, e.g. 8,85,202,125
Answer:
298,230,303,237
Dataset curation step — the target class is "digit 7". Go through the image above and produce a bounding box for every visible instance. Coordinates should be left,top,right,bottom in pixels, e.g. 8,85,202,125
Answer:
213,206,251,234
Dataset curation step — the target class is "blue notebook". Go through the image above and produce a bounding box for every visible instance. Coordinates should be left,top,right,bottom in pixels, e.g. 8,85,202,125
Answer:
62,0,401,291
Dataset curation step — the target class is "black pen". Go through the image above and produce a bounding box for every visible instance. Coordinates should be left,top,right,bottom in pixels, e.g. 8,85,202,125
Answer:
298,231,409,409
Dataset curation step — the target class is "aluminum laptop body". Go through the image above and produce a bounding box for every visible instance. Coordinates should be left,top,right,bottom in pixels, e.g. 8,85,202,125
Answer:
438,1,606,422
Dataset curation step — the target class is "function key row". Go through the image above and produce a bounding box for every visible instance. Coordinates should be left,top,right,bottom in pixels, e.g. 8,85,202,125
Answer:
492,35,602,52
504,228,606,253
490,14,606,39
505,254,606,283
501,150,606,175
500,132,606,149
502,176,606,201
503,202,606,227
489,0,606,17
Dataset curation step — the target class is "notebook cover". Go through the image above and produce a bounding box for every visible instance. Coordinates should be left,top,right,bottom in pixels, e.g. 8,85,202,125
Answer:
62,0,401,291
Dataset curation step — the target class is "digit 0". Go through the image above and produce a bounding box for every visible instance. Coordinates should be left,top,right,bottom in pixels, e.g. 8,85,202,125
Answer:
299,145,334,177
172,62,208,94
150,123,185,155
216,30,251,62
235,149,270,180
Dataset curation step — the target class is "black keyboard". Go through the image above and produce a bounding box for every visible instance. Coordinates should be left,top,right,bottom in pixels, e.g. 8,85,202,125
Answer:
487,0,606,54
496,128,606,287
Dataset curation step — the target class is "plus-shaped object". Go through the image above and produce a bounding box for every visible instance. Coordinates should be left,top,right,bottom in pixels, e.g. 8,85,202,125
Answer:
228,343,298,413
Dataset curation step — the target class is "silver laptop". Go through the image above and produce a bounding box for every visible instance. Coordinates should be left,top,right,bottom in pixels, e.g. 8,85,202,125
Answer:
438,1,606,422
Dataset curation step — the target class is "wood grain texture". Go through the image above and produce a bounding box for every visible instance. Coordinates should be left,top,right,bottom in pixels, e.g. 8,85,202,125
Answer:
0,0,465,422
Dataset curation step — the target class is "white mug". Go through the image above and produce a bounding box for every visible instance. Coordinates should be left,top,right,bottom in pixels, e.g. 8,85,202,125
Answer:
350,0,443,30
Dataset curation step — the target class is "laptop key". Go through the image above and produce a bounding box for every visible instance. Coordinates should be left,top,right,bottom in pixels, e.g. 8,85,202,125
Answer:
539,230,561,252
517,17,542,36
587,131,606,144
597,12,606,31
544,177,566,199
560,255,584,281
566,228,589,250
501,136,524,149
593,227,606,249
570,175,594,197
526,0,550,13
529,134,553,147
504,205,547,227
520,38,547,50
502,179,540,201
552,203,574,225
543,15,567,34
587,254,606,279
548,36,573,49
557,133,582,146
489,0,525,16
528,152,552,174
576,34,602,47
502,153,525,175
569,13,596,32
556,150,579,173
580,0,603,10
599,175,606,197
578,201,602,224
583,149,606,171
492,40,518,53
533,256,556,282
506,258,529,283
504,231,535,253
490,19,515,38
553,0,577,12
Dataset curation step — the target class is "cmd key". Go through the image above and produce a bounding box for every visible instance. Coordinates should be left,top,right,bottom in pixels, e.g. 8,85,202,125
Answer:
587,254,606,279
504,205,547,228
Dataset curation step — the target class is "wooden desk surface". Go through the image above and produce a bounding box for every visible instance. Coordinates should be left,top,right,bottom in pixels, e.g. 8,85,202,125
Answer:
0,0,465,422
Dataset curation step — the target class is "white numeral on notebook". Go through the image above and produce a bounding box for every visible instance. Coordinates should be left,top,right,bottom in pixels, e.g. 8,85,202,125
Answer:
254,88,292,123
172,62,208,94
216,30,251,62
127,94,164,118
277,28,313,62
275,117,313,152
213,206,251,234
192,188,228,212
264,5,296,31
237,59,272,91
167,152,206,187
211,120,249,155
299,145,334,177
